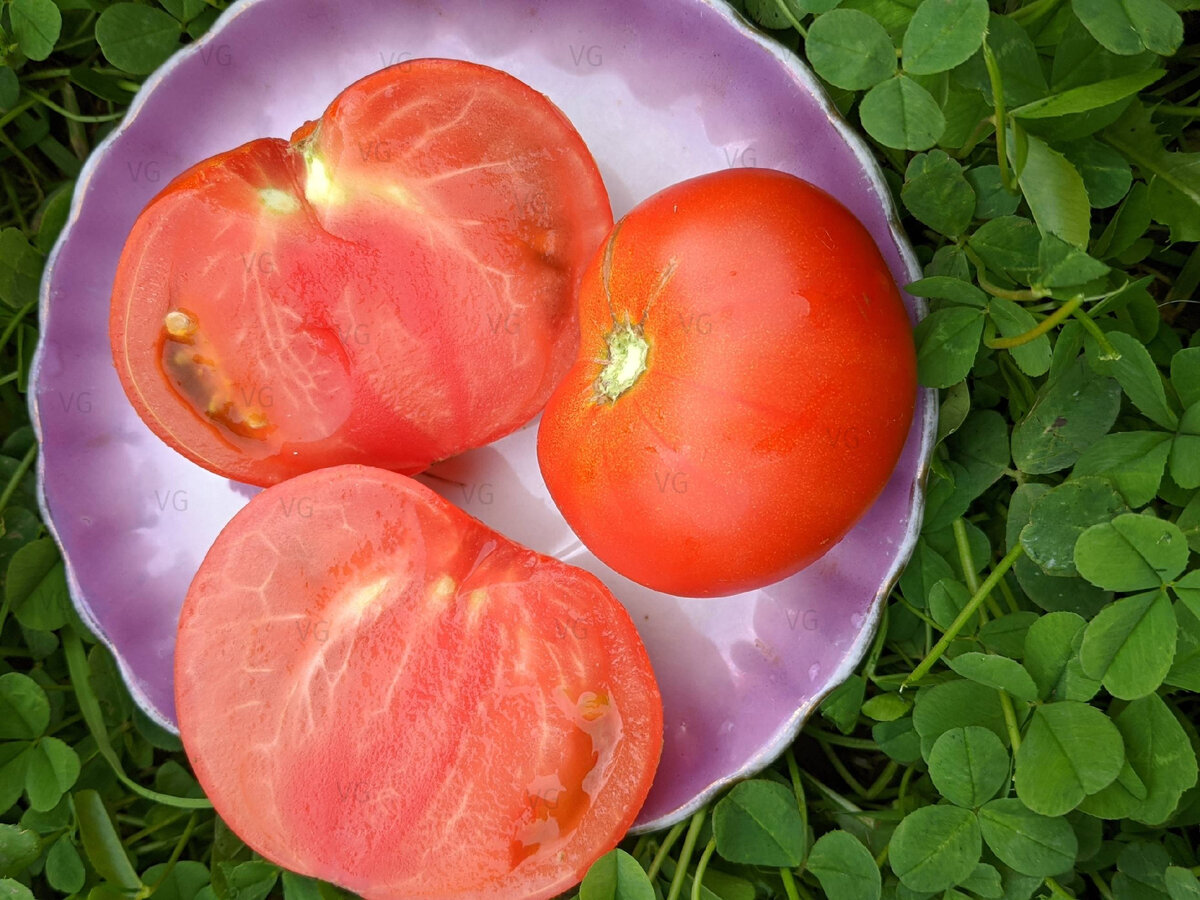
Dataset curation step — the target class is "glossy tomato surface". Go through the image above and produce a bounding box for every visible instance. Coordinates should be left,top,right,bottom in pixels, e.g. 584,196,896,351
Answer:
175,465,662,900
538,168,917,598
111,59,611,486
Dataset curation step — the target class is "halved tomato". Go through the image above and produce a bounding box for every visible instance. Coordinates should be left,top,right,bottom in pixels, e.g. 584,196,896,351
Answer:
175,465,662,900
111,59,611,486
537,168,917,597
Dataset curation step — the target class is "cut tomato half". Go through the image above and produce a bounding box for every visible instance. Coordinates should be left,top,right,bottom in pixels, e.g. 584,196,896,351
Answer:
175,465,662,900
111,59,611,486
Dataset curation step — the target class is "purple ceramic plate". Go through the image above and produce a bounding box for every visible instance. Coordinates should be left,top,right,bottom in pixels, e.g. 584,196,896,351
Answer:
32,0,935,831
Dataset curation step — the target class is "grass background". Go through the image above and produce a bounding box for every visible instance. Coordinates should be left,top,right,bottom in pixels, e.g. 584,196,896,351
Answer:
0,0,1198,898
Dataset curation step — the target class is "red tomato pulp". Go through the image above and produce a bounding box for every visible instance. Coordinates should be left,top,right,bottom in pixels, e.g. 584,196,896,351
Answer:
537,169,917,597
175,466,663,899
111,59,611,486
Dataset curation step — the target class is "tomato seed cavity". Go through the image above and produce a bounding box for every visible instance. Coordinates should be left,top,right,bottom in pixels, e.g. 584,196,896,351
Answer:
161,313,275,442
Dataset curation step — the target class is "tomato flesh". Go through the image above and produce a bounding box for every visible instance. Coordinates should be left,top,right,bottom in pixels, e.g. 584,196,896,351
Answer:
175,465,662,900
537,169,917,597
111,59,612,486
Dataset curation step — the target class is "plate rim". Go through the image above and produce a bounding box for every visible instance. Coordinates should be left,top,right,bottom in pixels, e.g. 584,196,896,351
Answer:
28,0,938,834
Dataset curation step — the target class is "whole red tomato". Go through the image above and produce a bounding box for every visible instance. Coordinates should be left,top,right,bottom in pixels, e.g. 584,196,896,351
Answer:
110,59,611,486
537,169,917,598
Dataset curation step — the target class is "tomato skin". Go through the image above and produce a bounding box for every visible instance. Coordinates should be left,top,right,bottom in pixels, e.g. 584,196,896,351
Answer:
175,465,662,900
111,59,611,486
537,169,917,598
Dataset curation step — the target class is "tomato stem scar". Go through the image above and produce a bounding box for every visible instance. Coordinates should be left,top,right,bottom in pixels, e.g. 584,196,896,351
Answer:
595,322,649,402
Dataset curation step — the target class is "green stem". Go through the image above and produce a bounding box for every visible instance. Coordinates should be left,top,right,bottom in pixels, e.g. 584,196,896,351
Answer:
953,518,982,594
23,89,127,122
982,42,1015,192
987,295,1084,349
954,522,1022,747
1153,66,1200,97
46,713,83,735
820,741,868,797
1071,307,1120,359
964,248,1043,301
665,810,707,900
646,820,688,881
1155,104,1200,117
1012,0,1064,26
999,690,1023,752
0,443,37,521
0,300,37,355
67,10,96,41
1166,244,1200,304
951,115,995,160
806,729,878,750
780,868,806,900
980,275,1043,301
987,593,1006,621
55,32,107,52
785,747,809,842
0,171,28,233
691,840,718,900
20,68,73,81
1091,874,1116,900
1044,876,1075,898
630,834,651,865
123,809,191,846
998,576,1022,614
863,605,889,681
903,544,1026,688
0,130,45,198
954,517,1004,619
144,812,199,895
62,627,214,810
61,83,90,160
898,597,941,630
0,594,12,645
770,0,808,34
997,353,1039,413
864,759,900,800
0,98,38,130
801,771,862,813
